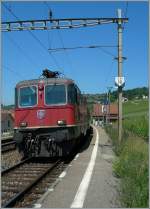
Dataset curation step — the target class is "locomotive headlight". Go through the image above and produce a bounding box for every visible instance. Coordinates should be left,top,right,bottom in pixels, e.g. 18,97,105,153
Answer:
20,122,27,127
57,120,66,126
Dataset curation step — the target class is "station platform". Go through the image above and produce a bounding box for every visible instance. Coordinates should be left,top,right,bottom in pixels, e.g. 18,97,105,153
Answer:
35,126,120,208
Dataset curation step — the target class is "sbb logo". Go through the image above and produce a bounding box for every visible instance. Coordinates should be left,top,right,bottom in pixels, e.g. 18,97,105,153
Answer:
37,110,46,119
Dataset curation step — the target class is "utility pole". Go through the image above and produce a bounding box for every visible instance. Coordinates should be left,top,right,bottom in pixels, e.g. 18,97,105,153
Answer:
117,9,123,143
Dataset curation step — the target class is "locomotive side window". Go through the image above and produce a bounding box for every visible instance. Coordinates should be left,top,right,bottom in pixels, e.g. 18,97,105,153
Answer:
45,84,66,105
15,88,18,108
68,84,77,104
19,86,37,107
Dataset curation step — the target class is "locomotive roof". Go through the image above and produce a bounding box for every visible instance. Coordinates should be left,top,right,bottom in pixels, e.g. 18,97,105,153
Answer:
16,78,74,87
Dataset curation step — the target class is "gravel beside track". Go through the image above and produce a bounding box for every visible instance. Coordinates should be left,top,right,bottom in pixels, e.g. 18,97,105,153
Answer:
1,149,22,171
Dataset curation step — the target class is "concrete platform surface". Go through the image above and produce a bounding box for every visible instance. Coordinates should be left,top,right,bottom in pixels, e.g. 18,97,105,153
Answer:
36,126,120,208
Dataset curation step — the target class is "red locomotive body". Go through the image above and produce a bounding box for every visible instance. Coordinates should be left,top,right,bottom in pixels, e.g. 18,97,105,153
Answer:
14,77,90,157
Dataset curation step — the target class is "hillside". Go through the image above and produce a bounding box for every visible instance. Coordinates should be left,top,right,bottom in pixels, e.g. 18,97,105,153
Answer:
85,87,148,104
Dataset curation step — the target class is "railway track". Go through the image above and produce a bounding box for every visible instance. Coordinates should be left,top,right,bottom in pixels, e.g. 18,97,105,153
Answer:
2,139,16,153
2,157,62,208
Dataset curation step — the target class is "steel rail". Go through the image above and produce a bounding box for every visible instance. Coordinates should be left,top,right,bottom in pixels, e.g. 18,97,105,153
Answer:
2,157,33,175
1,137,14,143
2,141,16,147
1,141,16,153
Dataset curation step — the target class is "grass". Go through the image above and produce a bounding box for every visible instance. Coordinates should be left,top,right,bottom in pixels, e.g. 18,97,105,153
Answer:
123,99,148,140
123,99,148,116
105,122,149,208
105,99,149,207
123,115,148,140
113,137,149,207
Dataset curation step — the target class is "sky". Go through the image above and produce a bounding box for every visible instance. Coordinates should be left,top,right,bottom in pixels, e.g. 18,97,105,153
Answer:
2,1,149,105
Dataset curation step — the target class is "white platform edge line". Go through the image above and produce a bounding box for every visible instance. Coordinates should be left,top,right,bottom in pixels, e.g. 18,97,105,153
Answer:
59,171,66,178
70,126,99,208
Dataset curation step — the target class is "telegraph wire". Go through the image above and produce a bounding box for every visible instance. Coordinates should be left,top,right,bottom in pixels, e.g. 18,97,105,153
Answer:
2,3,64,72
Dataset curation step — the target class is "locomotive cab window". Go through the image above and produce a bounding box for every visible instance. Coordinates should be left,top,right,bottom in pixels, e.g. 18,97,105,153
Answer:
68,84,78,104
19,86,37,107
45,84,66,105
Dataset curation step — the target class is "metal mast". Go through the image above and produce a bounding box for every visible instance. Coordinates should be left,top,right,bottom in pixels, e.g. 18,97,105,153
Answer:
117,9,123,142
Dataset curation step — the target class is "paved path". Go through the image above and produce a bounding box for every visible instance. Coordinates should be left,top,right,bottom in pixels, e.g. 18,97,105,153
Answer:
36,126,120,208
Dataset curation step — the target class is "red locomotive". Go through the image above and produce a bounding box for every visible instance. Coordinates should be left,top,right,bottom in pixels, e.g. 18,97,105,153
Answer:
14,70,90,158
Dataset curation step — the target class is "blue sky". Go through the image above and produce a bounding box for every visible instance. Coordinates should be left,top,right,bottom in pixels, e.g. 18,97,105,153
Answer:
2,1,148,105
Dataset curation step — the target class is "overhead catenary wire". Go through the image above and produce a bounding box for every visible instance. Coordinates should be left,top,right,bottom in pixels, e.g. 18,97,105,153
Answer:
57,30,75,74
2,3,64,72
43,1,51,12
43,1,79,79
101,59,115,94
124,1,129,19
5,34,41,72
43,1,66,75
48,44,117,57
123,1,129,31
104,59,115,86
97,47,116,58
3,65,26,79
49,45,117,51
3,65,44,88
2,65,36,106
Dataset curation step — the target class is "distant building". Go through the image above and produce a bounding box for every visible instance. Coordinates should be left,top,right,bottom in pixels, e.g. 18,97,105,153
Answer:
142,95,148,99
92,103,118,126
1,110,14,133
